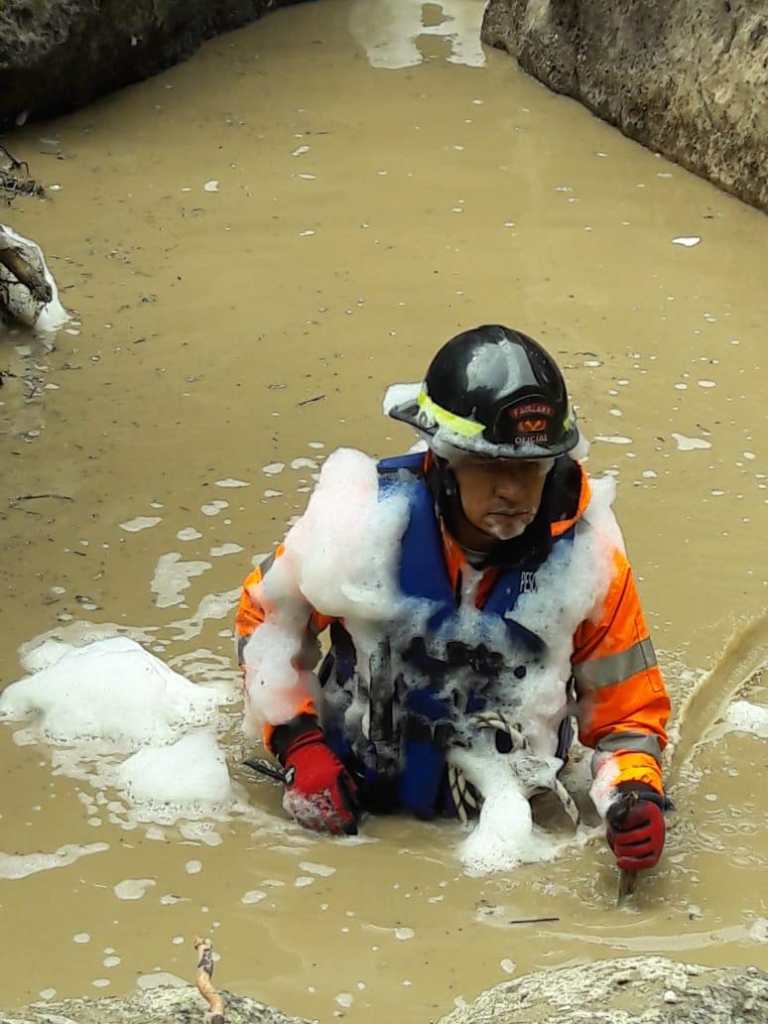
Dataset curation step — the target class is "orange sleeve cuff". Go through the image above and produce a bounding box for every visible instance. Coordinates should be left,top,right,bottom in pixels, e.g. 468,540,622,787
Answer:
262,697,318,751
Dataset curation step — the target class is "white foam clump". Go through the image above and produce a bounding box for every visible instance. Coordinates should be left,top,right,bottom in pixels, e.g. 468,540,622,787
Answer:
151,553,212,608
0,842,108,880
450,739,559,875
672,236,701,247
243,448,410,726
0,636,217,747
593,435,633,445
724,700,768,738
116,731,232,812
120,516,162,533
114,878,156,900
672,433,711,451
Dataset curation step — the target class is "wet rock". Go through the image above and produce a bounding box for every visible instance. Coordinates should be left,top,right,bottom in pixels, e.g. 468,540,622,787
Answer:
0,987,310,1024
438,955,768,1023
0,224,68,330
482,0,768,213
0,0,307,131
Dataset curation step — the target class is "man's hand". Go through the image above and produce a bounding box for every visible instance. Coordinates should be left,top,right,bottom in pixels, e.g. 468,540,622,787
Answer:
606,783,665,871
276,719,359,836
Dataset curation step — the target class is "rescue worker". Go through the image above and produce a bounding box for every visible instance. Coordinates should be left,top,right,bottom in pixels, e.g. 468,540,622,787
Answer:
235,325,670,875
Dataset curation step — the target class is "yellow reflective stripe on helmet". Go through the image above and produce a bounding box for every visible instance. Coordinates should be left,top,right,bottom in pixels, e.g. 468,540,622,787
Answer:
417,388,485,438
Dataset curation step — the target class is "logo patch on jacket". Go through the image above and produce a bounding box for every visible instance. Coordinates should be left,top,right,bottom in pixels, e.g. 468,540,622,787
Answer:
520,571,537,594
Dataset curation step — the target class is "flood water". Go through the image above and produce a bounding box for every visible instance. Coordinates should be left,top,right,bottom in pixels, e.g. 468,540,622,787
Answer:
2,0,768,1018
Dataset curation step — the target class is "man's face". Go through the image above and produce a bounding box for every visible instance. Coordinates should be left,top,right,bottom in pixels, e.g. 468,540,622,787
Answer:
452,456,553,541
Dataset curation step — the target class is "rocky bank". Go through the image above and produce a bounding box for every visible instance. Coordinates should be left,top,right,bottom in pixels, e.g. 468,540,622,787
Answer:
2,958,767,1023
0,0,303,132
440,955,768,1024
482,0,768,213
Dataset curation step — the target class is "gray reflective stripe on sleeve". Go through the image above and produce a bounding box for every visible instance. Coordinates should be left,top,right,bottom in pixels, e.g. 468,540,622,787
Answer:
574,637,657,690
258,551,276,577
237,633,249,665
595,730,662,763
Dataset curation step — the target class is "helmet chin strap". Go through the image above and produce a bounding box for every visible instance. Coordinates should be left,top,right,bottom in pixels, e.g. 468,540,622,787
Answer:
427,457,554,570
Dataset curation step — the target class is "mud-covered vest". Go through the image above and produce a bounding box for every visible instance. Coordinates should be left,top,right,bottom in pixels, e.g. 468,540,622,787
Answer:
322,453,575,817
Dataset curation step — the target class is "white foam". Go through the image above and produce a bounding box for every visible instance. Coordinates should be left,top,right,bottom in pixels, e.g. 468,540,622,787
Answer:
114,878,156,900
0,842,108,880
244,448,409,727
177,527,203,541
120,517,162,533
151,553,212,607
209,543,244,557
298,861,336,877
672,236,701,247
672,433,712,451
116,732,232,817
593,435,633,445
215,478,249,488
0,637,217,747
242,890,267,904
202,500,228,516
723,701,768,738
450,744,559,875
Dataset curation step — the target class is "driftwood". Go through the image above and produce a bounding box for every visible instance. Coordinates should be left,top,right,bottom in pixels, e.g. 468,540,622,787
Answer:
0,144,44,199
193,936,225,1023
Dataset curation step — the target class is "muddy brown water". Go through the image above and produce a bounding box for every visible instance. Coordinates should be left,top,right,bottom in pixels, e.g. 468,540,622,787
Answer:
2,1,768,1019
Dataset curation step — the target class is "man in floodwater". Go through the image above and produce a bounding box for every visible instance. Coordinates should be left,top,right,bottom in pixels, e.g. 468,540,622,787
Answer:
235,325,670,875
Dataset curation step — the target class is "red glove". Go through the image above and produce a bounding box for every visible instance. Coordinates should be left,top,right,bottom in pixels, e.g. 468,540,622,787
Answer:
277,722,359,836
606,785,665,871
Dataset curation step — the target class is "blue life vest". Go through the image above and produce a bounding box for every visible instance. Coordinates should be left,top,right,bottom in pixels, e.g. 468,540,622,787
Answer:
323,452,575,818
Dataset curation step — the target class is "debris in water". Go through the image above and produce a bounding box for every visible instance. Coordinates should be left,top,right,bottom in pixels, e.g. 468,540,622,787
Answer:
0,143,44,198
204,180,220,192
508,916,560,925
672,236,701,247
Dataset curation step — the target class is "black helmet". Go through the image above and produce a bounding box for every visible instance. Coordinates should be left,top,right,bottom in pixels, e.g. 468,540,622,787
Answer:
384,324,579,459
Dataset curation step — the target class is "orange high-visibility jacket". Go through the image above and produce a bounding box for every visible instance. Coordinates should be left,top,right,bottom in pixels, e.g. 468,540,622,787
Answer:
236,456,670,797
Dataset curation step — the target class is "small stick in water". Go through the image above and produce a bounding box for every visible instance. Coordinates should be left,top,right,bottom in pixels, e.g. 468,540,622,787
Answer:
193,936,225,1023
508,916,560,925
617,868,638,903
612,789,640,906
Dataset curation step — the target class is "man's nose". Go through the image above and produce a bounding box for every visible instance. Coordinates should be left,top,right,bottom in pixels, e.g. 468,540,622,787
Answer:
494,472,526,501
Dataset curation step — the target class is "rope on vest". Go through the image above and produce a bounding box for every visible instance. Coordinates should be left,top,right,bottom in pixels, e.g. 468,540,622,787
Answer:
447,710,580,828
